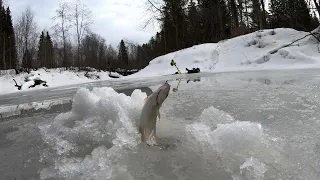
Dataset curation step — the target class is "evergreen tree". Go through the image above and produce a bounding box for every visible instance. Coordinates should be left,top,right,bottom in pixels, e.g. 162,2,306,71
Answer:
198,0,231,43
0,4,6,69
161,0,188,53
37,31,45,68
46,31,53,68
269,0,315,31
228,0,239,28
118,39,129,68
5,7,17,70
0,4,17,70
37,31,54,68
290,0,317,31
269,0,287,28
186,0,202,46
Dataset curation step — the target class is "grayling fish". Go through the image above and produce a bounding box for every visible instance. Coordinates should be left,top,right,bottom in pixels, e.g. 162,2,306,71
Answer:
137,81,171,146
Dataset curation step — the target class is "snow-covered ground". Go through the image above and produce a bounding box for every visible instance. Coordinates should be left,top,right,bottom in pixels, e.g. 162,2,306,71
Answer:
0,68,122,95
1,28,320,95
129,28,320,78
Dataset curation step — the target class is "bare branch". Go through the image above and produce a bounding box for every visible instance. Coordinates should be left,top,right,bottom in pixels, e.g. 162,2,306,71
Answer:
51,1,72,68
69,0,92,68
14,6,38,65
139,0,164,31
270,32,320,54
146,0,163,13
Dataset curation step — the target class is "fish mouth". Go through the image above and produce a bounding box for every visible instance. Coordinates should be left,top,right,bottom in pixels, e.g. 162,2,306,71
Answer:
156,82,171,105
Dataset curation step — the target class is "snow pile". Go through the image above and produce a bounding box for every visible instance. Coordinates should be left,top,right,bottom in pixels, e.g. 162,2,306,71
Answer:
130,43,219,78
184,106,316,179
0,68,122,95
130,28,320,78
38,87,146,179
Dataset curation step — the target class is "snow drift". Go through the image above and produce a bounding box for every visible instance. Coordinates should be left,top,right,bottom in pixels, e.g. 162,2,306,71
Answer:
129,28,320,78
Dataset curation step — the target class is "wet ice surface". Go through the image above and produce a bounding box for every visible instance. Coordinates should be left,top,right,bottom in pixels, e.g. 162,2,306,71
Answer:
1,69,320,180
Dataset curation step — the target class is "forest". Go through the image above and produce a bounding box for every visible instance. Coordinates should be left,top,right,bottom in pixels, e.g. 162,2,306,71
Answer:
0,0,319,73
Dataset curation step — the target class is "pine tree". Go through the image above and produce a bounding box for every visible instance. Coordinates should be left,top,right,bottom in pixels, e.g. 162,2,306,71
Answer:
186,0,202,46
46,31,53,68
269,0,315,31
0,5,6,69
228,0,239,28
154,32,164,57
198,0,231,42
161,0,188,52
0,4,17,70
269,0,286,28
118,40,129,68
37,30,54,68
5,7,16,70
37,31,45,68
290,0,316,31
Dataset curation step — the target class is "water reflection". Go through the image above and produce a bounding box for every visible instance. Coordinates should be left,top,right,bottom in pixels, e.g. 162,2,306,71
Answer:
173,77,202,92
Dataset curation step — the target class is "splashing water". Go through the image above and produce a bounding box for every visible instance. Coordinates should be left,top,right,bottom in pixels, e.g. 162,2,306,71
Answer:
38,87,146,180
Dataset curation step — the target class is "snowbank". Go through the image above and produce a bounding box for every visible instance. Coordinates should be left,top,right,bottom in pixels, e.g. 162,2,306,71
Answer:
0,68,122,95
129,28,320,78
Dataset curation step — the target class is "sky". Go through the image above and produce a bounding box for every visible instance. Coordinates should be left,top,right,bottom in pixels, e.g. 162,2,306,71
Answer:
5,0,160,47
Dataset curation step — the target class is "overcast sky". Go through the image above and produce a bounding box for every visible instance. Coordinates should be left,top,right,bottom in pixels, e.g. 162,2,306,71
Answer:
6,0,160,47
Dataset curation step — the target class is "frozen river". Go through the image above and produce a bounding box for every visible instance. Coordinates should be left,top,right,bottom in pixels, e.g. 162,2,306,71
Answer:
1,69,320,180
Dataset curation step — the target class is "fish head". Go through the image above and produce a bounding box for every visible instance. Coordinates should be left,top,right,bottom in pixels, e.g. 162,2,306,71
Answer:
156,81,171,105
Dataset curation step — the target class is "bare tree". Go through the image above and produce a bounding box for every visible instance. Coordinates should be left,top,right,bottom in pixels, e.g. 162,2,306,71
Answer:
15,6,38,69
106,45,117,71
52,1,71,69
124,39,139,69
139,0,164,32
70,0,92,69
312,0,320,15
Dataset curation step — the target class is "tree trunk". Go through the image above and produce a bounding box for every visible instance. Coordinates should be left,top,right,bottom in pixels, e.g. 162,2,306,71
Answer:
260,0,267,28
252,0,264,29
77,43,80,69
2,33,6,69
314,0,320,17
9,37,11,69
245,0,249,26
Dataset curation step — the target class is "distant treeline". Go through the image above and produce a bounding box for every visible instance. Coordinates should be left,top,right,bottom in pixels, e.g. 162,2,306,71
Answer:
0,0,319,72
